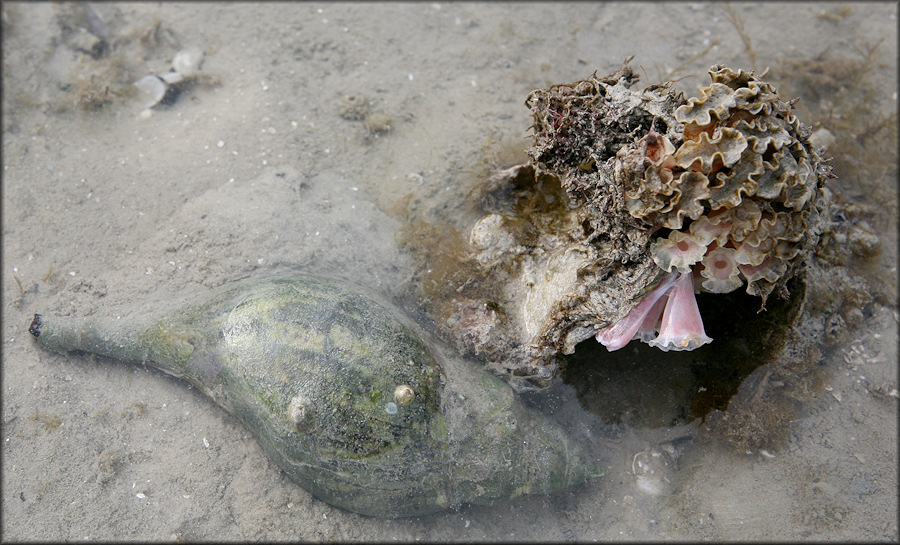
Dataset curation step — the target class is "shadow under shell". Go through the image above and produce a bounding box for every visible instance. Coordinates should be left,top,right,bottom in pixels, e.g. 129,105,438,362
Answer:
561,277,806,428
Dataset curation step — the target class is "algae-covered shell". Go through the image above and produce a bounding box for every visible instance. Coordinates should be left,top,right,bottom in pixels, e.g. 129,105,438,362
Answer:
432,62,829,389
29,274,600,517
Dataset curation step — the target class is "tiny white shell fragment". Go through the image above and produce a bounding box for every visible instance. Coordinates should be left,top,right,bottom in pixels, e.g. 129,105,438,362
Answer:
809,128,835,150
159,71,184,85
172,47,204,77
635,475,666,496
134,75,167,109
135,493,147,499
393,384,415,405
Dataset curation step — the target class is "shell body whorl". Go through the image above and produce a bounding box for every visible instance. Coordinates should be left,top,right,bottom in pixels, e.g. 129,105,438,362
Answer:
30,275,599,517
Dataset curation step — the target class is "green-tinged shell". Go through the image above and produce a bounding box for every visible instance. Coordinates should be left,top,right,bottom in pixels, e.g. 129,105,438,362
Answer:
29,275,600,517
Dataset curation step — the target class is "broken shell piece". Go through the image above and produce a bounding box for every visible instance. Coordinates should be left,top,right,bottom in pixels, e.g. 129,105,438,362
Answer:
648,272,713,352
134,74,167,109
133,47,207,111
172,47,204,78
632,447,675,496
159,47,206,87
159,71,184,85
364,112,393,134
393,384,415,405
809,128,835,150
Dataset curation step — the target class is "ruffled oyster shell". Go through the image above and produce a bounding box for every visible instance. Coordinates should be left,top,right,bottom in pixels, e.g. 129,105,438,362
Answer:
439,61,831,391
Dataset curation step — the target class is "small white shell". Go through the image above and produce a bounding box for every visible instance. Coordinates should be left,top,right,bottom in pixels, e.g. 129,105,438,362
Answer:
134,75,167,109
393,385,415,405
159,71,184,85
172,47,204,78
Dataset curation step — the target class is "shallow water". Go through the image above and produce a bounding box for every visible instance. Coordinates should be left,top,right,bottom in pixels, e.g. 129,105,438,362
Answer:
2,2,897,540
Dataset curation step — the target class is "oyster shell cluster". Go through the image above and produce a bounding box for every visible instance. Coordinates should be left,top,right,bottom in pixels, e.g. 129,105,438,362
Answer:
445,61,831,390
622,66,823,304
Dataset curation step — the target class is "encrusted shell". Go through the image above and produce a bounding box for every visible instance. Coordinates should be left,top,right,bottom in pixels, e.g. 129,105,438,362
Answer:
31,275,600,516
436,62,829,389
620,65,828,304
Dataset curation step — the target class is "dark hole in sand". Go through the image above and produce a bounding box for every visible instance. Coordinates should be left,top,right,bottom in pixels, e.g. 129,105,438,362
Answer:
560,278,803,428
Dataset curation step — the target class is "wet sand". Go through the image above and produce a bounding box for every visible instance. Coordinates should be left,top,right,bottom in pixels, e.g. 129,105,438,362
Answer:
2,2,897,540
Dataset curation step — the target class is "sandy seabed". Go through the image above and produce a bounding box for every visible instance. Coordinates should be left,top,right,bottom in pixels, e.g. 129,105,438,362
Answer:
2,2,897,541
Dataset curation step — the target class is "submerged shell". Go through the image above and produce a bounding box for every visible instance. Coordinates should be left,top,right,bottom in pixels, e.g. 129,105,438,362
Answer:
29,275,600,517
133,74,167,109
434,61,829,390
631,66,827,303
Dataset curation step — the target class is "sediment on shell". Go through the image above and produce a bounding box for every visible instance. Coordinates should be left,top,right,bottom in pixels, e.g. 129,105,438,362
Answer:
435,60,830,391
